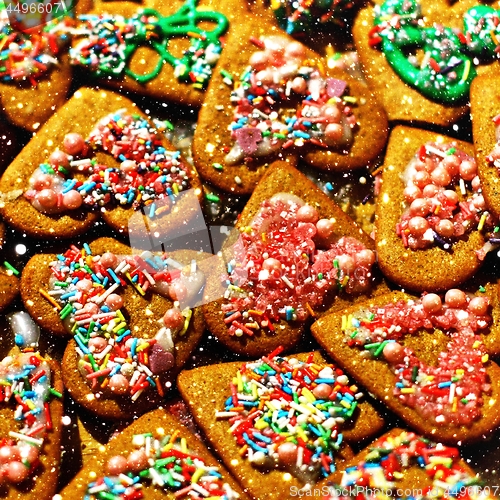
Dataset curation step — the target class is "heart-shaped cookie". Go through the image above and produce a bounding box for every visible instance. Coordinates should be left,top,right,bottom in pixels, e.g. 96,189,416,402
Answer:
193,13,388,195
0,87,203,242
202,160,389,357
20,237,207,419
178,351,384,499
311,289,500,444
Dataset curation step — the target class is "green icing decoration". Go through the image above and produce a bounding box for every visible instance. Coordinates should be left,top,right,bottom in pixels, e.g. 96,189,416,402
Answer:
71,0,229,86
372,0,500,104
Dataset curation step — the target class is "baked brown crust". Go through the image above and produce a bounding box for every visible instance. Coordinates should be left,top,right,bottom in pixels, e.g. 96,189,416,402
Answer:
193,14,388,195
311,291,500,444
58,408,249,499
177,352,383,499
375,125,485,292
21,236,206,419
202,160,389,357
0,87,203,240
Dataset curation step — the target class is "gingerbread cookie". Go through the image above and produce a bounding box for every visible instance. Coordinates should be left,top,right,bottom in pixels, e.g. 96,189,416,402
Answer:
178,350,384,499
68,0,250,107
0,0,93,131
57,408,248,499
375,125,490,293
202,161,388,357
20,237,207,419
0,87,203,242
471,74,500,223
311,289,500,444
353,0,500,126
192,14,388,194
0,311,64,499
322,428,496,499
0,222,19,312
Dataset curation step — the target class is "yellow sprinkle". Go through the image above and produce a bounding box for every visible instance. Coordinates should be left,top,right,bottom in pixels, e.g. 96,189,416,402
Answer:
341,315,347,331
429,456,453,467
125,272,145,296
459,59,471,84
237,371,243,392
301,387,316,403
136,342,150,352
393,471,404,479
452,397,457,412
325,43,335,58
239,444,248,456
172,183,179,195
191,467,204,484
112,321,127,333
343,96,357,104
400,388,415,394
100,377,109,389
340,400,351,408
473,341,481,349
252,383,258,399
482,354,489,363
265,401,277,412
102,353,110,369
478,212,488,232
181,438,187,453
254,419,268,430
456,369,464,376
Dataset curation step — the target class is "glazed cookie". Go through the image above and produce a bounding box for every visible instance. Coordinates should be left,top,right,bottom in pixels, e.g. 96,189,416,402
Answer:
0,311,64,500
68,0,249,107
311,289,500,444
322,428,496,499
353,0,500,126
0,0,93,131
471,74,500,222
375,126,490,293
20,237,207,419
0,87,203,242
58,408,248,499
178,350,384,499
192,14,388,195
202,160,388,357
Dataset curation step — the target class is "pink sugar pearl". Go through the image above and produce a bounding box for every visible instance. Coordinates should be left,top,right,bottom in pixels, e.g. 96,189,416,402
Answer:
430,166,451,187
409,198,430,217
35,188,58,209
404,185,422,203
445,289,467,309
291,76,307,94
107,455,128,476
336,255,355,274
163,308,184,330
127,450,149,473
324,123,344,143
441,154,460,176
88,337,108,353
277,442,298,465
262,257,281,272
105,293,124,310
31,173,53,190
316,219,335,240
249,50,268,71
382,342,405,364
21,445,39,463
459,160,477,181
408,216,429,237
63,133,85,156
312,383,333,399
169,281,187,302
82,302,100,315
412,171,431,189
285,41,306,58
49,149,69,168
100,252,118,269
422,293,442,313
468,296,489,316
355,249,376,267
0,446,15,464
441,189,458,206
63,190,83,210
256,69,274,85
435,219,454,238
322,104,341,123
108,374,129,395
296,204,319,224
422,184,439,198
412,159,426,172
6,461,29,483
76,278,93,292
